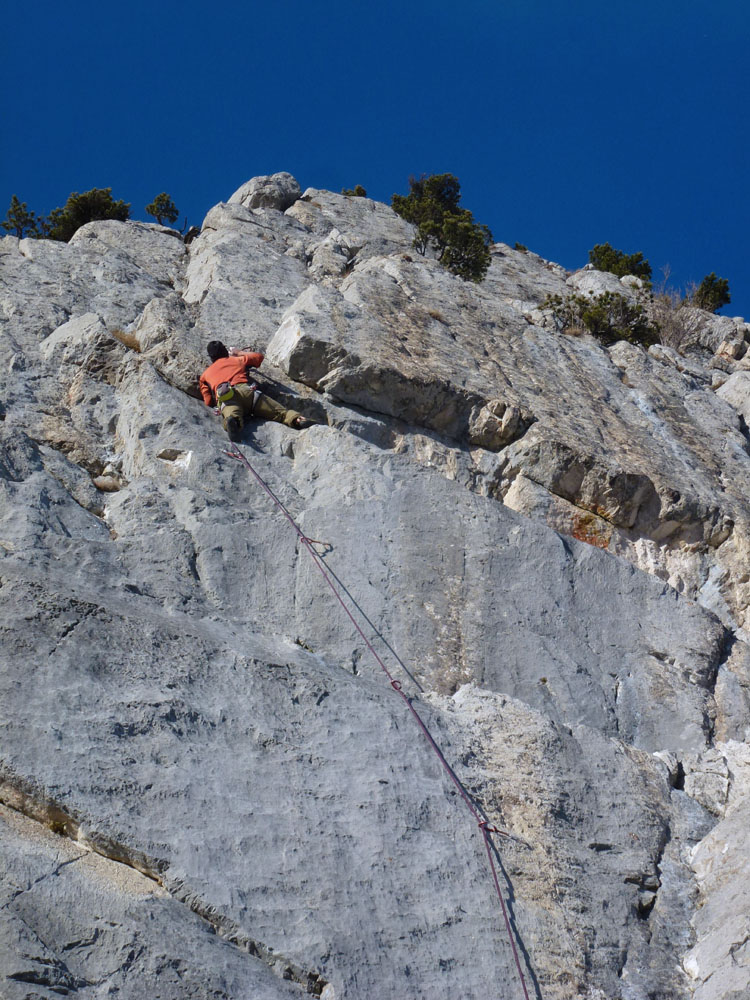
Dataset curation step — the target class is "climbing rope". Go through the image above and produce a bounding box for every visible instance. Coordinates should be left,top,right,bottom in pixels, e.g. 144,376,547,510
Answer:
225,443,533,1000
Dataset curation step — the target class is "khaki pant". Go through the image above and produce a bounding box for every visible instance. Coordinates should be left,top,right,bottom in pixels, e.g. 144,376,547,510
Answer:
221,382,303,431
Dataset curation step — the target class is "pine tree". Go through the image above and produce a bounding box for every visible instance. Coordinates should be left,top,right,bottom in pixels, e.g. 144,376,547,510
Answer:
1,195,41,237
145,192,179,226
46,188,130,242
392,174,493,282
588,242,652,282
692,273,731,313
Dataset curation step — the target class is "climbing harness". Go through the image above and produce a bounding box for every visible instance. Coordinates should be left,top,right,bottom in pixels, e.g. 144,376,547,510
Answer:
215,381,235,405
215,381,259,411
225,443,533,1000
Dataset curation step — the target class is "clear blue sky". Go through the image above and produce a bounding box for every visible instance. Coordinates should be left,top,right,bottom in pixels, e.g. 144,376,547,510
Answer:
3,0,749,315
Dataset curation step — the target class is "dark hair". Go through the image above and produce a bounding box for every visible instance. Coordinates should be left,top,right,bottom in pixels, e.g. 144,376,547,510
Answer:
207,340,228,361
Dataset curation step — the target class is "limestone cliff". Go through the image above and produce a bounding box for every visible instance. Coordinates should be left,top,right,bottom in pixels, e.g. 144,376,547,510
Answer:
1,172,748,999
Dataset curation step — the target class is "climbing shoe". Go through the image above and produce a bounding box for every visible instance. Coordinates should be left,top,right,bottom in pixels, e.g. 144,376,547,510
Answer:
293,416,313,429
226,416,242,442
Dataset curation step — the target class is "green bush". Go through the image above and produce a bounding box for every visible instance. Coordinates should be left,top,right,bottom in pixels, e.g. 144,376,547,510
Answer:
145,192,179,226
46,188,130,242
543,291,659,348
341,185,367,197
391,173,492,282
588,242,652,283
692,272,731,313
1,195,43,237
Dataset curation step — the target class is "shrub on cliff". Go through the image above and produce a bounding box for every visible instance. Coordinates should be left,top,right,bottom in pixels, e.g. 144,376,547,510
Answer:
391,173,492,282
1,195,45,237
45,188,130,241
342,185,367,197
544,291,659,348
588,242,652,283
692,272,731,313
145,192,179,226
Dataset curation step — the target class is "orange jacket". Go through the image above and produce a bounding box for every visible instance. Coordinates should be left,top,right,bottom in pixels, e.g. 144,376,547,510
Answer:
199,352,265,405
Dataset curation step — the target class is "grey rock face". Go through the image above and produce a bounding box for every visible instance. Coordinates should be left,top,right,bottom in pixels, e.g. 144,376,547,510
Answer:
716,369,750,424
229,171,303,212
2,172,750,999
0,804,306,999
184,200,311,346
679,739,750,1000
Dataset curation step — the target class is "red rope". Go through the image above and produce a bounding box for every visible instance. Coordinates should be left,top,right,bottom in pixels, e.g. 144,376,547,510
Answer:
225,445,533,1000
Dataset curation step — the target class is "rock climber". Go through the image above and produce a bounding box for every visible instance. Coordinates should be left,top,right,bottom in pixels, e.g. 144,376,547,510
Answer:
199,340,312,442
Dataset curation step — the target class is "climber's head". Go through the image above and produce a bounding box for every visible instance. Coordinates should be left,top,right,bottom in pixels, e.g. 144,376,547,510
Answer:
207,340,229,361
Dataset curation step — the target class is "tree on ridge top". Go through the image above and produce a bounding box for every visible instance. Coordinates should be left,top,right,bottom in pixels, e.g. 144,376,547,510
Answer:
145,192,179,226
392,173,493,283
588,242,652,283
46,188,131,241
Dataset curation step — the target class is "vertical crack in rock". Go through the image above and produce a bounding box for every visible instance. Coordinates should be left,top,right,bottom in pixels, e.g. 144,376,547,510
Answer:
698,626,736,747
